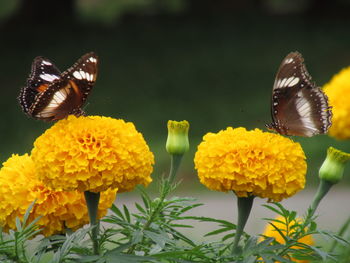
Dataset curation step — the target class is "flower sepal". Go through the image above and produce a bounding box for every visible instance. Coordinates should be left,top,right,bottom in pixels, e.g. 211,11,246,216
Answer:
166,120,190,156
319,147,350,184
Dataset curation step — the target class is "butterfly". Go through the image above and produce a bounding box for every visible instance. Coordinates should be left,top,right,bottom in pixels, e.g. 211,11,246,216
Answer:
266,52,332,137
18,52,98,121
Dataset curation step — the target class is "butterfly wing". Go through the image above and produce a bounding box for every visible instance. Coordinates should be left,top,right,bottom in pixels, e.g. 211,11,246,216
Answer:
27,56,61,89
64,52,98,104
19,57,61,115
268,52,332,137
19,52,98,121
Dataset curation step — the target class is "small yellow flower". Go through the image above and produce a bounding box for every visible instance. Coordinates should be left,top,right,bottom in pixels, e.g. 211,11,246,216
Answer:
194,127,306,202
323,67,350,139
0,154,116,237
31,115,154,193
261,216,314,263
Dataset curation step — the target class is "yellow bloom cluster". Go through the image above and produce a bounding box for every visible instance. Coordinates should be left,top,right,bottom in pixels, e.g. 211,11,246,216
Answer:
31,116,154,193
261,216,314,263
323,67,350,139
194,127,306,202
0,154,116,237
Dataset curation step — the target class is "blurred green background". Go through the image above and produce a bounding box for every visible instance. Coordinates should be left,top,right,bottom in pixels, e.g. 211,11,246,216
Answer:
1,0,350,190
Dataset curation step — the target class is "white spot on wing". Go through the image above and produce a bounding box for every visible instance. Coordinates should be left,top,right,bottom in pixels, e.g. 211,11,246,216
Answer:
73,71,82,79
36,88,70,118
40,74,59,82
42,60,52,66
89,57,97,63
279,78,287,87
79,70,86,79
284,58,294,64
288,77,299,87
86,73,94,81
277,77,300,88
294,91,318,136
53,90,67,103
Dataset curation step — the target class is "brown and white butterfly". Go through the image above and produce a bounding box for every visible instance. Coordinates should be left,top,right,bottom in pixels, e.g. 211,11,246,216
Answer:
266,52,332,137
18,52,98,121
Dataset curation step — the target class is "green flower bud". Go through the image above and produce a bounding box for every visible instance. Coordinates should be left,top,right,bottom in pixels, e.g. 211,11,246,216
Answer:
166,120,189,155
319,147,350,184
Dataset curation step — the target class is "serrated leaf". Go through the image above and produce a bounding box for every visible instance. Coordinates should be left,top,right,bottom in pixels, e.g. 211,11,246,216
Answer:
178,203,203,214
167,223,192,229
310,221,317,231
319,231,350,246
141,194,150,210
269,222,288,243
222,233,235,241
205,227,233,237
289,211,296,221
22,201,36,226
262,204,284,216
144,230,172,248
110,205,125,220
105,252,155,263
161,223,196,246
15,218,22,232
134,203,146,214
183,216,236,228
123,205,131,223
131,230,143,244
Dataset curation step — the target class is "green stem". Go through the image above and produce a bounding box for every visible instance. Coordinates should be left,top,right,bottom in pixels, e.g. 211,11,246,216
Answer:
168,154,183,185
232,194,255,255
84,191,101,255
329,216,350,253
127,154,183,254
310,179,333,217
144,154,183,230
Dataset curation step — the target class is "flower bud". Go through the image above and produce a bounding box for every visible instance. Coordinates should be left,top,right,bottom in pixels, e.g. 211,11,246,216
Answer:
166,120,189,155
319,147,350,184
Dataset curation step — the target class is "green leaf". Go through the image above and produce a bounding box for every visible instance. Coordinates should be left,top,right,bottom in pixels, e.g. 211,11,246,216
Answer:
205,227,233,237
135,203,146,214
289,211,296,222
141,194,151,211
319,230,350,246
144,230,172,248
310,221,317,231
171,231,196,247
123,205,131,223
183,216,236,229
168,223,193,228
105,252,155,263
110,205,125,221
131,230,143,244
222,233,235,241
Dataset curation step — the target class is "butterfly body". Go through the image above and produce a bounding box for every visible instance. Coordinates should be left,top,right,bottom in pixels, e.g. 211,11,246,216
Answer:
267,52,332,137
19,52,98,121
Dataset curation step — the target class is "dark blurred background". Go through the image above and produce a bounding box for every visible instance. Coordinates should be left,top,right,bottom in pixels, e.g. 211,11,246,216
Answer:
1,0,350,189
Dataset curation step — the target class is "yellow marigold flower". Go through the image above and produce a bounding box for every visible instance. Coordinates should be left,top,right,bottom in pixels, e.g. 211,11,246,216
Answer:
323,67,350,139
194,127,306,202
31,115,154,193
261,216,314,263
0,154,116,237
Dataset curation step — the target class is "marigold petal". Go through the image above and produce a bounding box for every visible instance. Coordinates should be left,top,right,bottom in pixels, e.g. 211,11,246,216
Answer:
323,67,350,139
194,127,306,202
0,154,117,237
31,115,154,193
